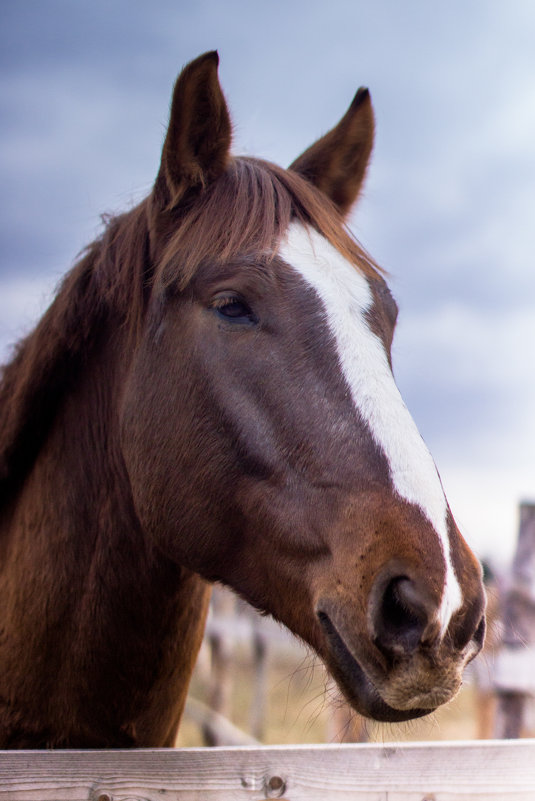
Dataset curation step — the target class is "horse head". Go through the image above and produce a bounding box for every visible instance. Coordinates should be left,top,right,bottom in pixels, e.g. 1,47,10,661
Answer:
121,52,485,723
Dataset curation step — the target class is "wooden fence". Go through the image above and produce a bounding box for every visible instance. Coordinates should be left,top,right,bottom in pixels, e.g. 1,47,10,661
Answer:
2,739,535,800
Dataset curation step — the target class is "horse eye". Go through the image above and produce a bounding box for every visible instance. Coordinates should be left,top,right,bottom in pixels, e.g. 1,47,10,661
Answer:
213,296,256,324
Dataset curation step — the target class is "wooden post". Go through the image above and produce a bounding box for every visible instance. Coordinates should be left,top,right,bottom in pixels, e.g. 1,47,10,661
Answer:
203,588,237,746
494,502,535,738
470,560,502,739
248,622,270,742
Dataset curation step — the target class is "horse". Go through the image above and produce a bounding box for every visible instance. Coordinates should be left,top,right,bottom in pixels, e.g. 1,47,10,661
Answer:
0,51,486,748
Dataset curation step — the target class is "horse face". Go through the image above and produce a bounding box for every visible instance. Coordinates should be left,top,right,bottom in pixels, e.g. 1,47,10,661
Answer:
121,217,485,722
120,52,485,723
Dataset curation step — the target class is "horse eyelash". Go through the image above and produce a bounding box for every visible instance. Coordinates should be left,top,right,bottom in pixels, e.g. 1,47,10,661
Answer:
211,294,241,308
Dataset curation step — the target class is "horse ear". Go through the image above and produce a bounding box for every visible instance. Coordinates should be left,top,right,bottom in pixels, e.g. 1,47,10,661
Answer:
154,51,232,210
289,88,375,217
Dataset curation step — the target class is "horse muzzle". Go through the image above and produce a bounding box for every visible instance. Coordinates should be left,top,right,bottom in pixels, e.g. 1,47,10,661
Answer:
315,576,486,722
316,607,430,722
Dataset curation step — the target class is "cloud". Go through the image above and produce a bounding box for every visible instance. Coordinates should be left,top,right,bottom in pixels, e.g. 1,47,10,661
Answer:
0,274,58,363
395,303,535,437
1,0,534,564
391,302,535,562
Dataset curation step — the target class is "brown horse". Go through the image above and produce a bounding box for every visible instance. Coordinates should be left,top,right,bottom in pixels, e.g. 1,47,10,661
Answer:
0,52,485,748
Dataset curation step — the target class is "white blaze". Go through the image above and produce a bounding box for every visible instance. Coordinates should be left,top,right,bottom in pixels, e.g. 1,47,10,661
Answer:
279,222,462,632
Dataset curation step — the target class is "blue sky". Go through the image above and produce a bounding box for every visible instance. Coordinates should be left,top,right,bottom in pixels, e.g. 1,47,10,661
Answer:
1,1,534,562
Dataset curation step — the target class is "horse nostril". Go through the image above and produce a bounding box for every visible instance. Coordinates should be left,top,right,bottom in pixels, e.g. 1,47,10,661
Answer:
454,608,486,652
473,614,486,649
369,575,432,658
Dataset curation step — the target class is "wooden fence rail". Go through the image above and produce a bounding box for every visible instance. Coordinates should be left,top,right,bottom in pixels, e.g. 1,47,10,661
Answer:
1,739,535,801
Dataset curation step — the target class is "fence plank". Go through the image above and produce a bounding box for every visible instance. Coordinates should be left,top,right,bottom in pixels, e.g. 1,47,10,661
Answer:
1,740,534,801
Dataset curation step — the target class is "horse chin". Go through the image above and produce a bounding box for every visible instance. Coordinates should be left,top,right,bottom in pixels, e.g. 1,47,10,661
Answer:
317,611,432,724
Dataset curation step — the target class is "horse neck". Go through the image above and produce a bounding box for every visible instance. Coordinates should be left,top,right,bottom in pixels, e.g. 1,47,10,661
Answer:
5,325,131,607
1,320,211,746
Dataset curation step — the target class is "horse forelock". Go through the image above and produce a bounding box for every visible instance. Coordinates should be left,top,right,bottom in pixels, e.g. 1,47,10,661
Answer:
154,156,381,293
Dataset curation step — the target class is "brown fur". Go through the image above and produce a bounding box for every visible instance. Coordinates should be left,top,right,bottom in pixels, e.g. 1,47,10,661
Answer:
0,52,485,748
289,87,375,215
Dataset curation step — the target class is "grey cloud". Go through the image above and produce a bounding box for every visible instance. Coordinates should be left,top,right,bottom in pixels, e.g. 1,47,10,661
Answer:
1,0,534,560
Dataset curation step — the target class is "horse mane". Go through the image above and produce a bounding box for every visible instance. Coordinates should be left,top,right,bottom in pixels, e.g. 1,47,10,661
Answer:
0,201,151,508
0,156,379,510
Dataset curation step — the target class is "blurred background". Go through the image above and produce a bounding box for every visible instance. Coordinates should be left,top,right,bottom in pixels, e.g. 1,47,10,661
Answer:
1,0,534,744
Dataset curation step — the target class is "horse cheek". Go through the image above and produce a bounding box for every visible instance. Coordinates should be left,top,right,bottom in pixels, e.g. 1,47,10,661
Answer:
118,334,222,570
